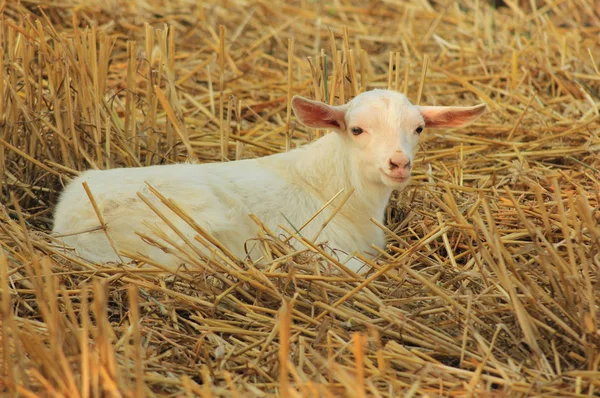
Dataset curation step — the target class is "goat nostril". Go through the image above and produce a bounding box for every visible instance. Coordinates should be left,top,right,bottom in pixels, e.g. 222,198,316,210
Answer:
390,159,410,170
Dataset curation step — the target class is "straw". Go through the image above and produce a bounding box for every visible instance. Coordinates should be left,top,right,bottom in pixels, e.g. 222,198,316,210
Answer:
1,0,599,396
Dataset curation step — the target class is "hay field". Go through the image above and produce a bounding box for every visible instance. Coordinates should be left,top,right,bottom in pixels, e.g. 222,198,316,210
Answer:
1,0,599,396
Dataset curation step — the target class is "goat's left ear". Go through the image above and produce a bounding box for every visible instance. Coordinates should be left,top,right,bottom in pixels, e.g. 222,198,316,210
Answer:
418,103,486,128
291,96,348,132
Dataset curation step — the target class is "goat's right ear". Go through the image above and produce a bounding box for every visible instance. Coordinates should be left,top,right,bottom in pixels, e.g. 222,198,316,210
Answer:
291,96,348,132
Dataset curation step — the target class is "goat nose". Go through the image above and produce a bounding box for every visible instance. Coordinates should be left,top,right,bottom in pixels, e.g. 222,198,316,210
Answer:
389,157,411,170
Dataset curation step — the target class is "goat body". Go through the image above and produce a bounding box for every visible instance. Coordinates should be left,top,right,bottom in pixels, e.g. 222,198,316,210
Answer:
52,90,485,272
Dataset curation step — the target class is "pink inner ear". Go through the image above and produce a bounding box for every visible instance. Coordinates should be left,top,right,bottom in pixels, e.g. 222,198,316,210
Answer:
292,97,347,131
419,104,486,128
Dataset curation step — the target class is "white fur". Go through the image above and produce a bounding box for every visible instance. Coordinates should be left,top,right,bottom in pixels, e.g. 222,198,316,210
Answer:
52,89,485,273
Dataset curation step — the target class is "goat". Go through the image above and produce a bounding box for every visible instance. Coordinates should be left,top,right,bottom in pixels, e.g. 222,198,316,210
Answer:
52,89,485,272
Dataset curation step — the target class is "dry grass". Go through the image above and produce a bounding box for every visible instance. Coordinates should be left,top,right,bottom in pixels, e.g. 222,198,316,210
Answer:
1,0,600,396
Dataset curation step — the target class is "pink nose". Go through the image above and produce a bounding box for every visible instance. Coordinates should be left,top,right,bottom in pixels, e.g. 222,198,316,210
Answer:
388,153,411,177
390,153,412,173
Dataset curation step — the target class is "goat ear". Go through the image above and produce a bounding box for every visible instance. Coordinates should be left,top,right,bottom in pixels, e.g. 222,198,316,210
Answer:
418,103,486,128
291,96,348,132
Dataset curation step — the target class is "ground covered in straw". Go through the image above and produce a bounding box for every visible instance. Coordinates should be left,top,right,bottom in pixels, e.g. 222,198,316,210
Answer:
1,0,599,396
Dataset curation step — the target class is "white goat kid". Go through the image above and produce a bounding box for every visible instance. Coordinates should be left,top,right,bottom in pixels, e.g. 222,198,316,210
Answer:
52,89,485,272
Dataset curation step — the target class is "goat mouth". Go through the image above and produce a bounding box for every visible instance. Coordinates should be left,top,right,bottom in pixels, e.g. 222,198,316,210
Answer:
380,169,410,184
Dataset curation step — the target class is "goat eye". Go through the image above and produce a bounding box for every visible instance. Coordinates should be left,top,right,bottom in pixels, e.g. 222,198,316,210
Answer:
351,127,364,136
415,126,424,134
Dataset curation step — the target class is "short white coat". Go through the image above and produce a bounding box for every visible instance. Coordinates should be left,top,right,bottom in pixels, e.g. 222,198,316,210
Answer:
52,89,485,272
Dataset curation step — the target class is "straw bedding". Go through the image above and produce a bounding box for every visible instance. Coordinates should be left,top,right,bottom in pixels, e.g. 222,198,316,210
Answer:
1,0,599,396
